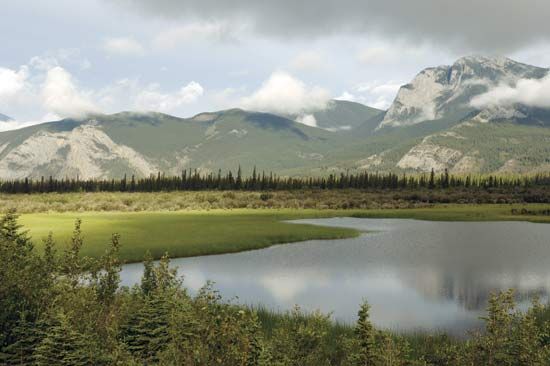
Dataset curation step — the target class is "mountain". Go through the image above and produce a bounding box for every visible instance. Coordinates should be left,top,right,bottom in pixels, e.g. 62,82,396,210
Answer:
0,56,549,178
378,56,548,129
288,99,384,131
0,113,13,122
0,109,356,179
346,56,550,174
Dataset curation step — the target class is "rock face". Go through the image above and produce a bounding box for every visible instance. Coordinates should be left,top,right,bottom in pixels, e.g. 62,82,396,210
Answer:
379,56,548,129
0,123,157,179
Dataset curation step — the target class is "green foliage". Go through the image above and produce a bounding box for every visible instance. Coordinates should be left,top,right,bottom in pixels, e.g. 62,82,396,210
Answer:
95,233,122,305
0,210,50,356
34,311,102,366
267,306,332,366
1,212,550,365
354,301,377,365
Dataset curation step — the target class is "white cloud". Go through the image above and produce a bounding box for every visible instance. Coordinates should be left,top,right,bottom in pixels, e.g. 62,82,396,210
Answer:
103,37,145,56
134,81,204,112
290,50,325,71
471,74,550,109
153,22,239,49
0,66,28,100
295,114,317,127
210,87,245,110
42,67,99,118
240,71,330,114
29,49,91,71
336,80,402,109
0,113,61,132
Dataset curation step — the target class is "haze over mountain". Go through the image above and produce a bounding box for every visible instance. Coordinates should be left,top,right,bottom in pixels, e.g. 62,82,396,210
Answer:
0,56,549,179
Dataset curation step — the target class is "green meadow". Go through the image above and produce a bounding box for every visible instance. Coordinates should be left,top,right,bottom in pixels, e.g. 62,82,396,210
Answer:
19,202,550,262
21,210,359,262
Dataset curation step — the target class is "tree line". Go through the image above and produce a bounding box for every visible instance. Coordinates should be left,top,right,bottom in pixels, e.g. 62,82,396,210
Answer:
1,211,549,365
2,168,550,194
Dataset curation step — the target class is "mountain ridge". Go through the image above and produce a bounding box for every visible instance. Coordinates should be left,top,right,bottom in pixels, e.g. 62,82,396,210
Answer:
1,56,550,177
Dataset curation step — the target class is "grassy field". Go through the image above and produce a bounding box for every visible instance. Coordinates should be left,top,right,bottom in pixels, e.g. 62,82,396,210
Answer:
18,202,550,262
21,210,360,262
350,203,550,223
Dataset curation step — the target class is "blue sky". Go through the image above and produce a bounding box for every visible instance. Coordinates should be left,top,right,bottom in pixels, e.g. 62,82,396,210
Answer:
1,0,549,127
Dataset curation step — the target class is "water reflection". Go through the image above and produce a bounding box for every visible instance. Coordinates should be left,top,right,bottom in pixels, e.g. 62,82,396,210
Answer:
120,218,550,334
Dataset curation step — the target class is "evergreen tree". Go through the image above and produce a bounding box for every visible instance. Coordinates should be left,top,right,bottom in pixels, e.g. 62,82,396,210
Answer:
34,312,99,366
96,233,122,305
140,251,157,296
121,293,171,363
235,165,243,189
355,301,377,366
0,314,42,365
428,169,435,190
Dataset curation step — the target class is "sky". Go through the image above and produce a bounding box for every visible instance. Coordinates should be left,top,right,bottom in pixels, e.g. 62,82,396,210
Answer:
2,0,550,128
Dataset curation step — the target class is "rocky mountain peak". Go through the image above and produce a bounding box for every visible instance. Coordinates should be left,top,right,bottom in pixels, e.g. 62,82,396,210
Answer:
378,56,548,129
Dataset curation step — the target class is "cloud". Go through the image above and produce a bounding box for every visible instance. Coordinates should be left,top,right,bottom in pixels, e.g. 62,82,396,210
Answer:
295,114,317,127
0,113,61,132
153,22,239,49
336,80,402,109
134,81,204,112
29,49,92,71
103,37,145,56
112,0,550,53
0,66,28,100
290,50,326,71
470,74,550,109
240,71,330,114
42,67,99,118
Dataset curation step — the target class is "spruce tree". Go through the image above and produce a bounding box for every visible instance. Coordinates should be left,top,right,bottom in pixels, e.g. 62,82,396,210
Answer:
122,294,171,363
0,315,42,365
96,233,122,305
140,251,157,296
355,301,377,366
34,312,98,366
428,169,436,190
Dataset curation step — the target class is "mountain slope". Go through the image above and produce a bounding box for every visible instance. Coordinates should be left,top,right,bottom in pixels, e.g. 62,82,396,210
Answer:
0,109,352,179
0,56,549,178
288,99,384,131
378,56,548,129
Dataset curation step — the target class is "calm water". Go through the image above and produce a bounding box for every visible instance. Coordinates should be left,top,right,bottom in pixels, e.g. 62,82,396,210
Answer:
120,218,550,334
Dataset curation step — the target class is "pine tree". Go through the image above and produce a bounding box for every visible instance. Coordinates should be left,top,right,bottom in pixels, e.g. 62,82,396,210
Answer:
34,312,99,366
62,219,85,288
235,165,243,189
428,169,436,190
355,301,378,366
140,251,157,296
96,233,122,305
42,232,57,276
0,315,42,365
121,294,171,363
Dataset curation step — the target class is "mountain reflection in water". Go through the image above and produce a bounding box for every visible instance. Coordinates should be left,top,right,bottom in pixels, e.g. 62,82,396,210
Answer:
120,218,550,334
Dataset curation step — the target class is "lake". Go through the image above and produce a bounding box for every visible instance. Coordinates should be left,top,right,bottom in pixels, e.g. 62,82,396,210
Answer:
119,218,550,334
